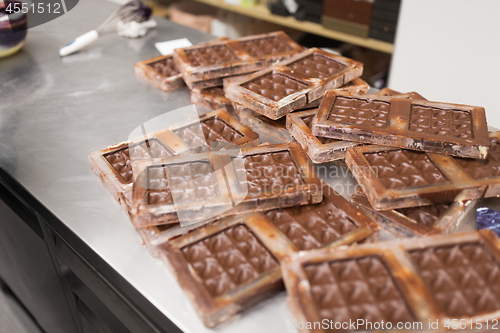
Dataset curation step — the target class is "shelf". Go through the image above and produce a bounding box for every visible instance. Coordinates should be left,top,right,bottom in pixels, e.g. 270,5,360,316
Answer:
191,0,394,53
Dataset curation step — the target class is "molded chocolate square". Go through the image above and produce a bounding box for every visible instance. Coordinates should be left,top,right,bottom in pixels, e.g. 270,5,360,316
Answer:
159,214,288,328
351,192,476,238
190,86,235,116
281,230,500,332
235,78,369,143
134,54,184,92
313,91,490,159
287,89,428,163
346,132,500,210
226,48,363,120
160,183,378,327
169,109,260,153
173,31,303,85
88,110,259,203
262,183,379,251
130,142,322,227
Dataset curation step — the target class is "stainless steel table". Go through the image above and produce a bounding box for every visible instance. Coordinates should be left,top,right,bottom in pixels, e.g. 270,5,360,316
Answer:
0,0,487,332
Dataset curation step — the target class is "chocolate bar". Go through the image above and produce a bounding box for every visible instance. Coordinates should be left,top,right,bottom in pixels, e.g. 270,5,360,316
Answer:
346,131,500,210
351,191,476,238
130,142,322,227
160,184,378,327
235,78,369,143
173,31,303,89
262,183,379,250
282,230,500,333
226,48,363,120
134,54,184,92
88,109,259,202
286,88,425,164
190,86,235,116
313,91,490,159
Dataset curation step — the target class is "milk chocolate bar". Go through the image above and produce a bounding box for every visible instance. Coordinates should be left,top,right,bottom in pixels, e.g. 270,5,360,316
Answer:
351,192,476,238
281,230,500,333
235,78,369,143
286,87,423,163
130,142,322,227
88,109,259,202
160,184,379,327
173,31,303,88
168,109,259,153
134,54,184,92
226,48,363,120
262,183,379,250
313,91,490,159
287,108,361,163
346,131,500,210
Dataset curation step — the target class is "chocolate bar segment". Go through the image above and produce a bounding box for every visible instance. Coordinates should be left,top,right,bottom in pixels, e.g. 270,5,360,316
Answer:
281,230,500,332
130,142,322,227
226,48,363,120
303,256,415,328
351,192,476,238
160,215,284,328
263,183,379,251
134,54,184,92
104,139,173,184
313,91,490,159
409,241,500,318
346,132,500,210
173,31,303,85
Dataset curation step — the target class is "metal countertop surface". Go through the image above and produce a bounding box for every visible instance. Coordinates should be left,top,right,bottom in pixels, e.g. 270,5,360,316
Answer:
0,0,485,332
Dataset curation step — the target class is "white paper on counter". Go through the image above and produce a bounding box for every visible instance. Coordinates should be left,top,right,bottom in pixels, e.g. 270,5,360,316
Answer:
155,38,193,55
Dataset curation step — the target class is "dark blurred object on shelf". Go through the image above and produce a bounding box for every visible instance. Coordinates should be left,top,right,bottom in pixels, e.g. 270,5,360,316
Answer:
322,0,373,37
169,0,216,33
269,1,290,16
369,0,400,43
294,0,322,23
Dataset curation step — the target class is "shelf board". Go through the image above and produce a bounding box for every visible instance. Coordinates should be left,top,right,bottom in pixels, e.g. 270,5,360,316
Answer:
191,0,394,53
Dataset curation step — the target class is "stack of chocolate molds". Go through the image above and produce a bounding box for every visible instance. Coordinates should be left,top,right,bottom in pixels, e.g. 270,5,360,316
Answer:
173,31,303,90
